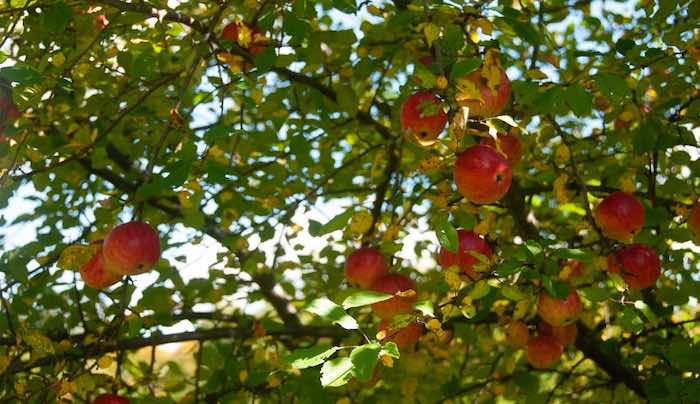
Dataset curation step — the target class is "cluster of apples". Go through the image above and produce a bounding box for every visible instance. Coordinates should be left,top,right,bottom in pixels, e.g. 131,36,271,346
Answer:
92,394,129,404
401,58,519,205
345,247,422,348
79,221,161,289
594,191,661,290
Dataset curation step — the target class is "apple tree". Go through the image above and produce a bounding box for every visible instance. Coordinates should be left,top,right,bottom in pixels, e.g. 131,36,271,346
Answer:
1,0,699,403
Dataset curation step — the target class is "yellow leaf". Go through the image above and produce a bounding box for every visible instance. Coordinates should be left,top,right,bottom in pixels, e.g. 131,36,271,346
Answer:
524,69,548,80
349,209,373,234
22,329,54,355
336,398,352,404
418,156,442,172
474,213,495,236
401,378,418,396
51,52,66,67
380,354,394,368
436,75,448,90
251,88,263,104
619,172,636,193
383,224,400,242
178,191,193,209
455,77,482,103
58,244,98,271
97,355,113,369
239,369,249,383
476,18,493,35
428,194,448,209
444,269,462,290
470,30,479,43
0,355,10,374
267,376,282,388
376,330,387,341
367,5,382,15
482,49,503,91
555,144,570,165
56,378,74,396
426,319,442,331
513,299,530,320
423,23,441,47
553,173,569,204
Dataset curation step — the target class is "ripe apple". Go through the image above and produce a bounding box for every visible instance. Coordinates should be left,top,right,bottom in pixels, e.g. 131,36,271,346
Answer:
345,247,388,288
454,144,512,204
607,244,660,290
594,191,644,242
378,320,423,348
102,221,160,276
527,335,563,369
93,394,129,404
456,66,511,117
479,132,523,165
538,321,577,347
505,320,529,349
400,92,447,143
437,229,492,280
80,245,122,289
222,20,267,56
687,203,700,244
370,273,417,319
537,288,582,327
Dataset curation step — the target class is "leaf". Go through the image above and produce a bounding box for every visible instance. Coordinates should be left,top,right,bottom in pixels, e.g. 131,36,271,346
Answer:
41,2,72,34
633,120,659,153
423,23,440,47
544,279,570,300
413,300,435,317
434,216,458,253
57,244,98,271
449,58,481,81
286,346,340,369
595,73,630,103
501,285,527,301
564,85,593,117
0,66,42,85
468,280,491,300
342,291,392,309
524,240,543,258
380,341,400,359
320,357,354,387
306,297,359,330
349,343,381,381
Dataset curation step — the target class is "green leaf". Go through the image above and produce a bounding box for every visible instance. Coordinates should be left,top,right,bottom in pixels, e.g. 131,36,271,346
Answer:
595,73,631,103
320,357,354,387
42,2,72,34
286,346,340,369
380,341,400,359
349,343,380,381
342,291,392,309
434,216,458,253
564,85,593,117
544,280,569,300
468,280,491,300
449,58,481,81
414,63,436,88
306,297,359,330
335,84,358,114
317,209,354,235
580,286,611,302
551,248,592,264
0,66,42,85
524,240,543,258
501,285,527,301
290,134,312,166
413,300,435,317
633,119,659,153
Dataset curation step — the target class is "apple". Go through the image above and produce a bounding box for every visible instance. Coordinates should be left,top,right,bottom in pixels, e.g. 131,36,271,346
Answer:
607,244,660,290
454,144,512,204
370,273,417,319
594,191,644,242
527,335,563,369
687,203,700,244
505,320,529,349
222,20,267,56
102,221,160,276
537,288,582,327
456,65,511,118
538,321,577,347
80,245,122,289
479,132,523,165
378,320,423,348
0,94,20,138
345,247,388,288
437,229,492,280
93,394,129,404
560,259,586,281
418,55,434,66
400,92,447,143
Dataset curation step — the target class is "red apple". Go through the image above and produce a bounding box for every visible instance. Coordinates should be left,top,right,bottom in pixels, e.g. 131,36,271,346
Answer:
607,244,660,290
93,394,129,404
102,221,160,276
537,288,582,327
378,320,423,348
505,320,529,349
594,192,644,242
437,229,492,280
687,203,700,244
480,132,523,165
418,55,434,66
538,321,577,347
400,92,447,143
456,66,511,117
345,247,388,288
527,335,563,369
454,144,512,204
222,21,267,56
80,245,122,289
370,274,417,319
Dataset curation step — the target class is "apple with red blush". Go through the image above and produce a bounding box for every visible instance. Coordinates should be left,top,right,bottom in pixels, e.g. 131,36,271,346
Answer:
480,132,523,165
607,244,660,290
537,288,582,327
400,92,447,144
505,320,529,349
527,335,563,369
454,144,512,204
594,192,644,242
456,65,511,118
93,394,129,404
437,229,492,280
103,221,161,276
345,247,388,288
370,273,417,319
687,203,700,244
80,244,122,289
378,320,423,348
538,321,577,347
